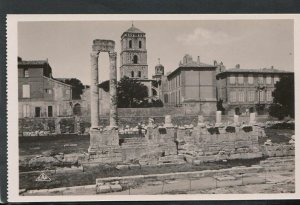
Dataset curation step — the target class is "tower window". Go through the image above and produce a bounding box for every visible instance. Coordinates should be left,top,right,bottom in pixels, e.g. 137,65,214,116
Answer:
24,68,29,77
129,40,132,48
138,71,141,77
133,55,138,64
131,71,134,77
139,41,142,48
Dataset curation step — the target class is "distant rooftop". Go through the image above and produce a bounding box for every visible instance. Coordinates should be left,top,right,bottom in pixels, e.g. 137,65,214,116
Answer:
122,24,145,37
219,67,293,74
179,54,215,68
167,54,216,78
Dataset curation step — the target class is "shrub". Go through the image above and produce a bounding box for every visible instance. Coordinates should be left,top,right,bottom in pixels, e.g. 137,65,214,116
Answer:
269,103,286,120
225,126,236,133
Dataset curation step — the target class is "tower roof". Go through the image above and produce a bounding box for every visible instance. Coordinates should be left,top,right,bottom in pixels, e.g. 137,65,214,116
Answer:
122,24,145,37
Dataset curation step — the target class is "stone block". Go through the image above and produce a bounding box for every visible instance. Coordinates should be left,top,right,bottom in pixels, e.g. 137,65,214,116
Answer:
116,164,129,171
129,164,141,170
110,184,122,192
96,185,111,194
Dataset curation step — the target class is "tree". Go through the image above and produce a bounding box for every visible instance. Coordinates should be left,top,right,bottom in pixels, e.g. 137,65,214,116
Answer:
64,78,85,100
270,75,294,118
117,76,148,108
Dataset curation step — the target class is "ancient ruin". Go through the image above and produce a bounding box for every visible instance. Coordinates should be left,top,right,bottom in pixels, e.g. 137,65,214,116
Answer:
88,39,119,154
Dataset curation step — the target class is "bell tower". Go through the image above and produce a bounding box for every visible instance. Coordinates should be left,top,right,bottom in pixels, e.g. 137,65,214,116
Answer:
120,23,148,79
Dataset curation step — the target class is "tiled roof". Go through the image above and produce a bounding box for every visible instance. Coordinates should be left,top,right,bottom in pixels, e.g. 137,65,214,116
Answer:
167,62,216,78
123,25,145,34
180,61,215,68
219,67,293,74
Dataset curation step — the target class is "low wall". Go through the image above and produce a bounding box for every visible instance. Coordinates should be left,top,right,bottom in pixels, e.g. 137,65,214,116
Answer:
96,165,264,190
176,125,263,163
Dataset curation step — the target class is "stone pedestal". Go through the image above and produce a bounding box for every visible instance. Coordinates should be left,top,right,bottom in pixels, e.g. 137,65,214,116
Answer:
234,115,239,125
216,111,222,126
250,113,256,124
164,115,173,128
89,128,119,153
197,115,205,127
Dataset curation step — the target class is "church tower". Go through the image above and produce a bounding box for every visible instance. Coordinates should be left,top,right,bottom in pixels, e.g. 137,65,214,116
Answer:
120,24,148,79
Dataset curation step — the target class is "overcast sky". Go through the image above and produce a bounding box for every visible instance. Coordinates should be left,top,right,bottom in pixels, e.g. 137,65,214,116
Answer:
18,20,294,85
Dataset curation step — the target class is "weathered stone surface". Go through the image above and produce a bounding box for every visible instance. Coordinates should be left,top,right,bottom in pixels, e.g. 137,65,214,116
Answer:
96,185,111,194
110,184,122,192
116,164,129,170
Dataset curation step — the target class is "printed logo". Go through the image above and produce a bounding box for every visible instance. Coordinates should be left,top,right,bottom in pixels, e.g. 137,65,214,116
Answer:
35,172,51,182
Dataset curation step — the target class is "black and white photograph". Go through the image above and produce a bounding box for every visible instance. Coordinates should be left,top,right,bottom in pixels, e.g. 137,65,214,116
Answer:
6,15,298,201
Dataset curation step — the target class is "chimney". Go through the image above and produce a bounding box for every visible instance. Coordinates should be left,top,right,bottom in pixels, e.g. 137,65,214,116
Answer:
271,65,274,69
214,60,217,66
235,64,240,69
197,56,200,65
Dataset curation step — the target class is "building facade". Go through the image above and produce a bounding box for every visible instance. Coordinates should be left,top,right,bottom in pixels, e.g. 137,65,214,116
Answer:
216,65,294,115
120,24,148,79
18,57,73,118
162,54,217,115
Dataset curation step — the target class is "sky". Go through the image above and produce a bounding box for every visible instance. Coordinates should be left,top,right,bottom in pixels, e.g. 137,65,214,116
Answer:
18,20,294,85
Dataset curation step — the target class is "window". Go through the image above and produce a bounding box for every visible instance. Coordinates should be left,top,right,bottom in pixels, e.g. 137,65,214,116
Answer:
274,75,280,84
229,75,236,84
24,68,29,77
129,40,132,48
248,74,253,84
266,90,273,101
230,91,237,102
248,91,255,102
139,41,142,48
35,107,41,117
164,94,168,103
45,89,52,94
238,91,245,102
133,55,138,64
258,75,264,84
238,74,244,84
48,106,53,117
22,84,30,98
131,71,134,77
266,76,272,84
66,90,70,95
258,90,264,102
22,104,30,117
138,71,141,77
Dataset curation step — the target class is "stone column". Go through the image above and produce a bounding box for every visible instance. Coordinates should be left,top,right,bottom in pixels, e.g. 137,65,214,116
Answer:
90,51,99,129
197,115,205,127
164,115,173,128
109,51,118,128
234,114,239,125
250,112,256,124
216,111,222,124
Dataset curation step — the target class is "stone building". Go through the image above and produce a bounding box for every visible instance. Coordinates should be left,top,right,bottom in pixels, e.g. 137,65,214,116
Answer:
162,54,218,116
216,65,294,115
18,57,73,118
119,24,155,99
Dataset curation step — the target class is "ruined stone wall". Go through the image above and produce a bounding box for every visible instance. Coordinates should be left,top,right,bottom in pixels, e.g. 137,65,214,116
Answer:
176,126,263,164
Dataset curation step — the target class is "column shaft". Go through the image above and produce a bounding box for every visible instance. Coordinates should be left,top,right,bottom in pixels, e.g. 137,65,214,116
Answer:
109,52,118,127
90,51,99,128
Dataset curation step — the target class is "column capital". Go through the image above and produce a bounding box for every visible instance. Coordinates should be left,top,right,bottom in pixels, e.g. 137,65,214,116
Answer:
109,51,117,58
90,51,100,58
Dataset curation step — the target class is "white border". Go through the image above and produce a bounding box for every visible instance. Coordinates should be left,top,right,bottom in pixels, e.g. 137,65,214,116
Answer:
7,14,300,202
